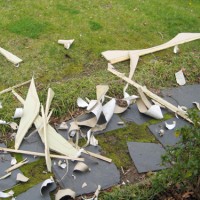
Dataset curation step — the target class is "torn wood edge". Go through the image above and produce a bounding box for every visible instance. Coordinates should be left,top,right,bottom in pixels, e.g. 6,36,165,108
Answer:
0,147,84,161
82,149,112,163
0,47,22,66
0,79,32,95
5,158,29,173
107,63,192,123
41,105,52,172
102,33,200,63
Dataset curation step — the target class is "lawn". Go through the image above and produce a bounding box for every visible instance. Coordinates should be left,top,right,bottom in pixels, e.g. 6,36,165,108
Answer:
0,0,200,198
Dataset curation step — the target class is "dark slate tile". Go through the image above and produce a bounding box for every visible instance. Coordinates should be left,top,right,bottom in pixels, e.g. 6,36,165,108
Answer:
0,143,21,191
120,104,154,125
52,146,120,196
19,129,44,162
16,180,57,200
127,142,169,173
148,118,190,147
161,84,200,108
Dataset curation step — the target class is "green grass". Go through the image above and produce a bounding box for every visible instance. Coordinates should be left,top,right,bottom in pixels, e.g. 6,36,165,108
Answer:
7,17,49,39
0,1,199,197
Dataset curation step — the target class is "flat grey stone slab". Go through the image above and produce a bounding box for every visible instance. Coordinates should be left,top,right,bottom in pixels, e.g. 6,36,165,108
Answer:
16,180,57,200
53,146,120,196
127,142,168,173
0,143,21,191
120,104,154,125
148,118,190,147
19,129,45,162
161,84,200,108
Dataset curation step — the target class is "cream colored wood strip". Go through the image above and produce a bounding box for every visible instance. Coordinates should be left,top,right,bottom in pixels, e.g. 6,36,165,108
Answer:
0,147,84,161
108,64,192,123
12,90,79,157
15,78,40,149
41,105,52,172
0,47,22,65
102,33,200,63
0,80,31,95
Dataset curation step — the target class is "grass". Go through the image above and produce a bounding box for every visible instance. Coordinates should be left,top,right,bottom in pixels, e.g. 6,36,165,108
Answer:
0,0,199,198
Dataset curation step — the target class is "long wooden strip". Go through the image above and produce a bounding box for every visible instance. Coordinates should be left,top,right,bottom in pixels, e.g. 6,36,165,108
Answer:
0,147,84,161
102,33,200,63
108,64,192,123
41,105,52,172
83,150,112,163
0,80,31,95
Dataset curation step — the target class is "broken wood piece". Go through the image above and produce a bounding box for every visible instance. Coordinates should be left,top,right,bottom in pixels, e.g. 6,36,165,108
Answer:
165,121,176,130
15,78,40,150
114,92,138,114
58,39,74,49
92,98,116,132
13,108,23,119
193,102,200,110
173,45,180,54
82,149,112,163
0,172,12,180
108,63,192,123
124,53,139,92
40,177,54,196
0,79,31,95
77,97,89,108
11,157,17,166
76,101,102,127
73,162,90,172
5,158,29,173
0,47,22,66
0,190,14,198
102,33,200,63
136,87,163,119
41,105,52,172
96,85,109,103
16,173,29,182
0,146,84,161
175,70,186,85
57,122,68,130
55,188,75,200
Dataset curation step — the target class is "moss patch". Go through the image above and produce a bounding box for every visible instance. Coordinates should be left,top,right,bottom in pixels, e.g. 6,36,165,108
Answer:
12,158,52,196
97,113,173,169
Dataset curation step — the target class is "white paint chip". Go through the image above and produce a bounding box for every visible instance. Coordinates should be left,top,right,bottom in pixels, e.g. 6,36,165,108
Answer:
13,108,23,118
11,157,17,165
165,121,176,130
16,173,29,182
175,70,186,85
0,190,14,198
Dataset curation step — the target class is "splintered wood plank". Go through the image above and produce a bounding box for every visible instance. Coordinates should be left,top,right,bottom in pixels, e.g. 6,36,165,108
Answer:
41,105,52,172
102,33,200,63
15,78,40,150
34,115,79,157
0,47,22,66
107,63,192,123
